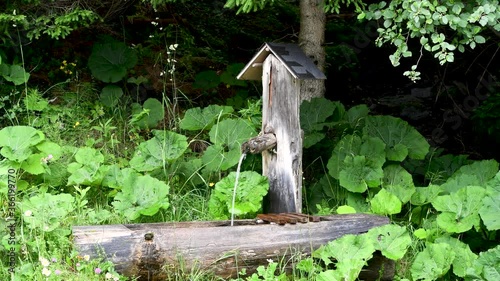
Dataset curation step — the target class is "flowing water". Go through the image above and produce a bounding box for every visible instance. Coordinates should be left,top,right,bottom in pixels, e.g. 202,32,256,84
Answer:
230,152,247,226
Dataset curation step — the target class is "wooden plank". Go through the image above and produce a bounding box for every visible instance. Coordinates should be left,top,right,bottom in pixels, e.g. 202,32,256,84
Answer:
261,54,303,213
72,214,391,280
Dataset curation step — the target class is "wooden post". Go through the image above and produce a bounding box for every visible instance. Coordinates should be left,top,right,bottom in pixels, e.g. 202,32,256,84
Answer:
262,54,303,213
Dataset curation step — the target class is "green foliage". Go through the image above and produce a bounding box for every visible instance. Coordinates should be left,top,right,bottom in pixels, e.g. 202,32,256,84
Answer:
364,115,430,161
99,85,123,107
20,193,75,233
466,244,500,281
359,0,500,81
202,118,257,172
67,147,109,186
0,126,45,162
208,171,268,220
0,63,30,85
129,130,188,172
180,104,234,131
300,97,342,148
314,233,375,281
130,98,165,129
88,41,138,83
112,174,170,220
0,6,97,41
411,243,455,280
367,224,412,260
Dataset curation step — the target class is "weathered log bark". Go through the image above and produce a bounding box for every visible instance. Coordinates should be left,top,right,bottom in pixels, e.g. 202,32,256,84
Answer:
241,133,277,154
261,55,302,213
72,214,393,280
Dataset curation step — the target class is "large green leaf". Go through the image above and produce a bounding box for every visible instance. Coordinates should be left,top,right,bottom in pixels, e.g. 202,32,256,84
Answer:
435,236,478,277
411,243,455,280
20,193,75,232
328,135,385,192
327,135,386,180
411,184,442,206
364,115,430,161
339,155,383,192
88,41,138,83
466,245,500,281
0,126,45,162
130,130,188,172
66,147,108,186
99,84,123,107
479,181,500,231
371,188,402,215
367,224,412,260
300,97,339,148
130,98,165,129
314,233,375,281
179,104,234,131
208,171,268,219
202,119,256,172
383,165,416,204
432,186,486,233
454,159,498,185
112,174,170,220
0,64,30,85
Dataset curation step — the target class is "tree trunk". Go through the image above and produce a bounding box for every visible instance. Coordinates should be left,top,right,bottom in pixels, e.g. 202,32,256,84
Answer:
299,0,326,100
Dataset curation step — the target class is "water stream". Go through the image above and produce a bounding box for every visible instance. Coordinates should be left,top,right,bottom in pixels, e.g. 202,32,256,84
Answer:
230,152,247,226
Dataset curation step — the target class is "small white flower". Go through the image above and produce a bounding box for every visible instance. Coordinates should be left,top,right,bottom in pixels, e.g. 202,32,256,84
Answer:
24,210,32,217
42,267,51,277
83,254,90,261
39,257,50,267
169,44,178,51
149,35,154,38
105,272,113,279
151,21,158,26
155,17,159,20
267,259,274,264
159,27,163,31
12,24,17,27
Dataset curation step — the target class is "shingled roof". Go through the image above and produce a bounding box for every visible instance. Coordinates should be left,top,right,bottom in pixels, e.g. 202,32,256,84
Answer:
237,42,327,81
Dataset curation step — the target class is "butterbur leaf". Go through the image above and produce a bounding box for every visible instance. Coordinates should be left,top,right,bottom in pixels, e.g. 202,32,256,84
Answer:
383,165,415,204
368,224,411,260
208,171,268,219
466,245,500,281
411,184,441,205
327,135,385,183
300,97,338,147
364,115,430,161
20,153,45,175
411,243,455,280
314,234,375,281
432,186,486,233
454,159,498,185
0,64,30,85
180,105,234,131
202,119,256,172
88,41,138,83
112,174,170,220
0,126,45,162
479,184,500,231
100,85,123,107
435,236,478,277
339,155,383,192
440,173,479,194
130,130,188,172
20,193,75,232
371,188,402,215
345,104,369,128
131,98,165,129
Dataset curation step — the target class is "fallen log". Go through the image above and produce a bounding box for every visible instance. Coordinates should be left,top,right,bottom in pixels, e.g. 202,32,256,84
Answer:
72,214,393,280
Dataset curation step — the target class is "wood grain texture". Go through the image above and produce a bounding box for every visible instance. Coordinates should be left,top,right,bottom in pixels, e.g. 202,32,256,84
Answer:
73,214,392,280
261,54,303,213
